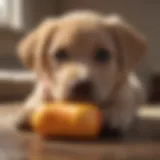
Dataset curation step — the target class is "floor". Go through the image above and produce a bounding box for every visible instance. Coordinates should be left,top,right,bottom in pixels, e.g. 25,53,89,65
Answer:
0,104,160,160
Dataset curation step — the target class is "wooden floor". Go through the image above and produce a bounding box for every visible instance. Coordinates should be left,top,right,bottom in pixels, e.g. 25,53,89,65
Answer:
0,104,160,160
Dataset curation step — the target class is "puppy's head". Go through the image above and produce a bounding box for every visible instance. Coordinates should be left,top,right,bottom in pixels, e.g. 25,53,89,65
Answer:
17,11,146,103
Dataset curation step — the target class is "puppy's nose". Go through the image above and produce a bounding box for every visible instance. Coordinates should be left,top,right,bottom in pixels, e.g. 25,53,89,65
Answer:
71,80,93,100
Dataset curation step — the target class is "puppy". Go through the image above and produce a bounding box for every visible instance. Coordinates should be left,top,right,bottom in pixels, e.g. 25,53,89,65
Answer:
16,10,147,136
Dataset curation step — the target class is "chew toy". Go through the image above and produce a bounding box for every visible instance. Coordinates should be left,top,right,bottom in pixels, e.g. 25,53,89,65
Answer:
31,102,102,139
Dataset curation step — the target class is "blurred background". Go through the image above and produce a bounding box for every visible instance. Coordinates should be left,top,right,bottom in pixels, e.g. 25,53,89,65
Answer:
0,0,159,104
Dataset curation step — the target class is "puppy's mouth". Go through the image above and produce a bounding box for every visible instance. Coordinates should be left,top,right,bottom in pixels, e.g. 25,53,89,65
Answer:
43,84,96,104
42,78,97,104
67,91,95,104
44,91,95,104
66,80,96,104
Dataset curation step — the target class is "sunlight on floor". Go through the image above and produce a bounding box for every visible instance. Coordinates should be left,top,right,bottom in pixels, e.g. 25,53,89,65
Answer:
139,106,160,119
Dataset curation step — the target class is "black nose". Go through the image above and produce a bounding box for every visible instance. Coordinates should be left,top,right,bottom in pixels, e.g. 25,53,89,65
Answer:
70,80,93,100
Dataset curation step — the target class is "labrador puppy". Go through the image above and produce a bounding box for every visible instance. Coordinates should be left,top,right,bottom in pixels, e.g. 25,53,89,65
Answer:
16,10,147,136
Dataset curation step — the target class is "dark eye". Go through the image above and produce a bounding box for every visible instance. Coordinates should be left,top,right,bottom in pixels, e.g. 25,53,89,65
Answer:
54,49,69,62
94,48,110,63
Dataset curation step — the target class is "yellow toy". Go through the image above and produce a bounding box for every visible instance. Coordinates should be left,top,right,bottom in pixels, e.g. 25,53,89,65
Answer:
31,102,102,139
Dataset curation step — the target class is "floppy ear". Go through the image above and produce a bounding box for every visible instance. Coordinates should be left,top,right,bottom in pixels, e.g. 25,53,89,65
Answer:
104,14,147,71
17,18,57,71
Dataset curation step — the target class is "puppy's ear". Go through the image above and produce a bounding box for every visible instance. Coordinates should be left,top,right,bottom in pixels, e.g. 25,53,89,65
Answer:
104,14,147,71
17,18,57,70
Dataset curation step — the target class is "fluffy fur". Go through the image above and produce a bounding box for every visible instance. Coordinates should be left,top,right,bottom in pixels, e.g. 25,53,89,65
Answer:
16,10,147,134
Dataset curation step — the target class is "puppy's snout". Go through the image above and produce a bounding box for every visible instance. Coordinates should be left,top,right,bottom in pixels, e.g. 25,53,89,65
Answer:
70,79,93,101
73,80,92,94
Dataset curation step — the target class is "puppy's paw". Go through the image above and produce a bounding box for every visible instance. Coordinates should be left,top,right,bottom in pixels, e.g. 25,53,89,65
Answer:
15,110,33,131
15,118,32,131
100,123,124,140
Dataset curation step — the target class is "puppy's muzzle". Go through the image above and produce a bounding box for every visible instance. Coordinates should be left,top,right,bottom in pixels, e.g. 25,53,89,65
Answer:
55,63,95,102
69,79,93,101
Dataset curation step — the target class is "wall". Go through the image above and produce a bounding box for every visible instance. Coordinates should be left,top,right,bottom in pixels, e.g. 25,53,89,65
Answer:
0,0,57,69
23,0,58,31
0,27,24,69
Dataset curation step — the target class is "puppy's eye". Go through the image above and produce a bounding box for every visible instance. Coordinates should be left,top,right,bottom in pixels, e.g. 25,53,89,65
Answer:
54,49,69,62
94,48,110,63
